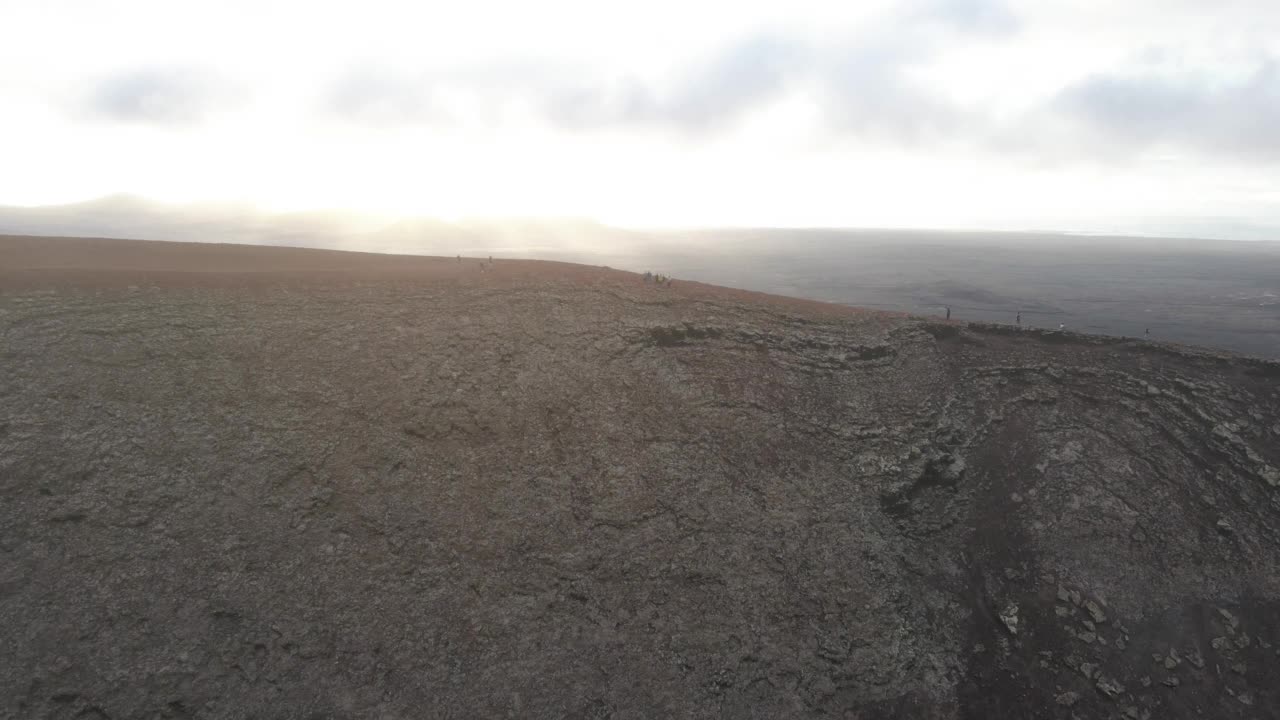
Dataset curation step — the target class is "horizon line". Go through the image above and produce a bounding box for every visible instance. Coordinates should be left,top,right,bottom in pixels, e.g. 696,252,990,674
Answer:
1,193,1278,245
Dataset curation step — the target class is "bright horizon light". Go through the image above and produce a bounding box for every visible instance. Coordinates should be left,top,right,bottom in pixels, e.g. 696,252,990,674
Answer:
2,1,1279,238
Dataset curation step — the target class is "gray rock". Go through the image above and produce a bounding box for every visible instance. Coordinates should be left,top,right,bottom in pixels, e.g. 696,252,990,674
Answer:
1096,676,1125,698
1219,608,1240,629
999,603,1019,636
1084,599,1106,624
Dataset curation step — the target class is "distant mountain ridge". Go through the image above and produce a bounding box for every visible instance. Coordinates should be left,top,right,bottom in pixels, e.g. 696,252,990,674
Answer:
0,196,641,255
0,196,395,249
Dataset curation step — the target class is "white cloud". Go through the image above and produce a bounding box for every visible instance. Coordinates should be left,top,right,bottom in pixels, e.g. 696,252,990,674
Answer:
79,68,239,125
1,0,1279,237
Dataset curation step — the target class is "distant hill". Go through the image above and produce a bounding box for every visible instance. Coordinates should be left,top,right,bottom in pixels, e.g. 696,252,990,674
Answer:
0,195,384,248
0,197,640,256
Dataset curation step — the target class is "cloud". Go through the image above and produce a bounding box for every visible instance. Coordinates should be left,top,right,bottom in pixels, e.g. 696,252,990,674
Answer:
323,38,803,134
815,43,966,144
84,69,229,125
319,1,1020,138
540,6,1011,138
543,35,803,133
1045,57,1280,161
326,70,450,126
656,36,804,131
313,3,1278,168
541,77,659,131
916,0,1020,34
325,62,575,127
810,0,1019,142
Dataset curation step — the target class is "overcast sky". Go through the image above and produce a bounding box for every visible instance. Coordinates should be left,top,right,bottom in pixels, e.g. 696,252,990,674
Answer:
2,0,1279,237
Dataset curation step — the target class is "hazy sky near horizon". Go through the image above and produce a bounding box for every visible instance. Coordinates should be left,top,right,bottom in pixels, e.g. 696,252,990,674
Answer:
2,0,1279,237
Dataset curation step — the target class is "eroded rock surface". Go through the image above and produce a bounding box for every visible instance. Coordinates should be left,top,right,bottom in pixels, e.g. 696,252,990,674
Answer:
2,237,1279,718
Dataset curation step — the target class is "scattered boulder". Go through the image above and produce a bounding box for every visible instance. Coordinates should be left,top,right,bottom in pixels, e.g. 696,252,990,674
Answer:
1096,676,1125,698
999,603,1019,636
1083,600,1106,624
1219,608,1240,630
942,456,967,483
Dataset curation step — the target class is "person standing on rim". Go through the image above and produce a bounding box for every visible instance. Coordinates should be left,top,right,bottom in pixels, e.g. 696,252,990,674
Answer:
1016,312,1021,326
945,306,951,320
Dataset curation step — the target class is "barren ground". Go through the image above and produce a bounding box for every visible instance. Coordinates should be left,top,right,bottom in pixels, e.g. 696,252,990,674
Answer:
3,236,1279,719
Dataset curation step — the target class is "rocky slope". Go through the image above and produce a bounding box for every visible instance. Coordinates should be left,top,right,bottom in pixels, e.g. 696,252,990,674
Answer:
2,236,1279,719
